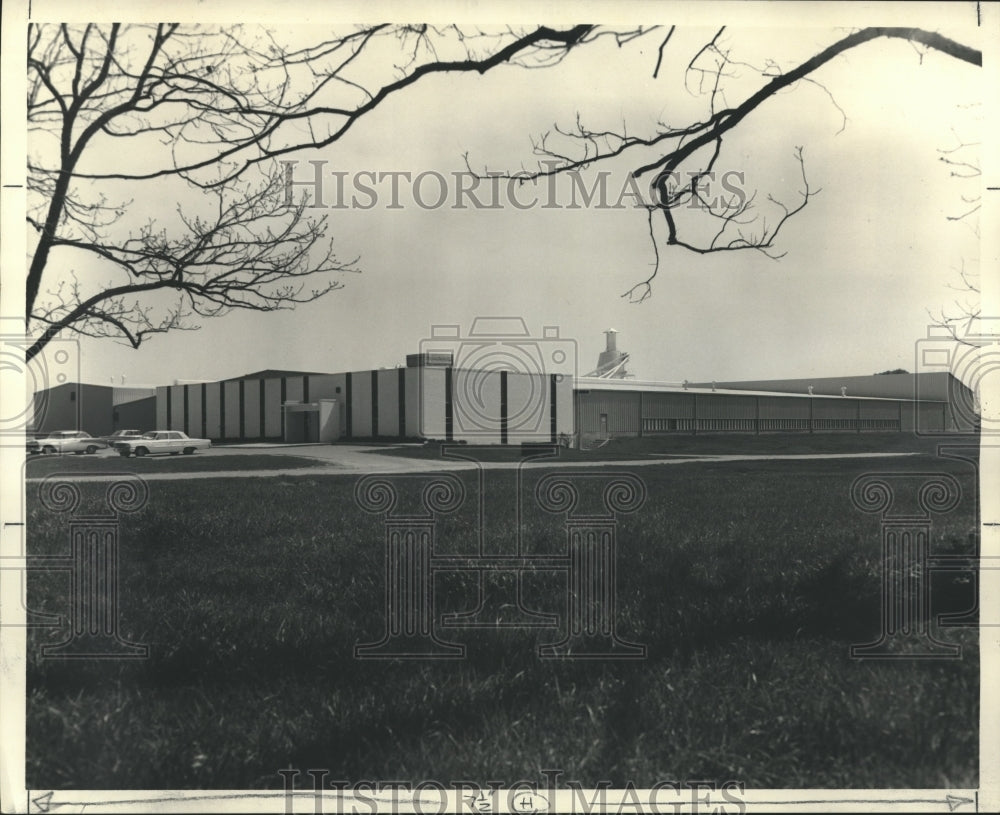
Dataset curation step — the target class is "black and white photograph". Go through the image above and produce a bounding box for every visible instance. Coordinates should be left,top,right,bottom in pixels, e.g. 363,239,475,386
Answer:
1,1,996,812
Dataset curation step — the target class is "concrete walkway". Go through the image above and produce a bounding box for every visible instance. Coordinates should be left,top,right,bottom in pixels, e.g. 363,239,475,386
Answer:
23,445,921,482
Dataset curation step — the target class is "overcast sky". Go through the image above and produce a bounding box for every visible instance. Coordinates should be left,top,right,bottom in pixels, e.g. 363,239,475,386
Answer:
21,4,986,389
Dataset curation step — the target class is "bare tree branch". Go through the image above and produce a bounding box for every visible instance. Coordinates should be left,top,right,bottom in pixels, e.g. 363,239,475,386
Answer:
484,26,980,300
26,23,610,359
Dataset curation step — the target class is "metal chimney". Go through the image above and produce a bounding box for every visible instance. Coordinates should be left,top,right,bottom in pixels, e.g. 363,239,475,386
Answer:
587,328,630,378
604,328,618,354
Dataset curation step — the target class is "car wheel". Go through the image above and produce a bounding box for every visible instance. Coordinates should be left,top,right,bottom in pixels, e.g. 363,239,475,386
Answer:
119,450,131,457
86,445,98,454
183,448,195,455
43,445,55,455
134,447,148,457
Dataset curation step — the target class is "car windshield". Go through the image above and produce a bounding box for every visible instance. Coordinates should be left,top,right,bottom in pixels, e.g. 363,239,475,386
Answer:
141,433,158,438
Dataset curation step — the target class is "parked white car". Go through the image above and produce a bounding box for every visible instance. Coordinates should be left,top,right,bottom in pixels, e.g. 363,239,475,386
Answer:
27,431,105,455
113,430,212,457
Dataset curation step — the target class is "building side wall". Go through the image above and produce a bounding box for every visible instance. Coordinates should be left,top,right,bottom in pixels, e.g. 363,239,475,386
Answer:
285,376,305,404
917,401,947,433
155,387,168,429
263,379,282,438
418,367,447,439
186,385,203,436
205,384,222,439
696,394,756,419
312,374,348,435
84,385,113,436
377,369,401,437
405,367,423,438
577,391,641,436
310,374,345,401
757,396,810,419
168,386,185,431
146,368,963,444
112,387,156,406
859,401,900,419
577,390,927,436
114,396,156,432
453,368,501,444
555,373,574,439
223,381,240,438
243,379,261,438
350,371,373,437
812,399,858,419
34,383,112,435
642,392,696,418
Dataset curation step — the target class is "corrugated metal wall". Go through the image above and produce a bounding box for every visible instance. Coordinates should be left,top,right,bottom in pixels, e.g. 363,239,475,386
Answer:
576,389,928,436
642,392,696,418
859,400,899,419
576,391,641,435
917,401,947,432
697,394,756,419
757,396,809,419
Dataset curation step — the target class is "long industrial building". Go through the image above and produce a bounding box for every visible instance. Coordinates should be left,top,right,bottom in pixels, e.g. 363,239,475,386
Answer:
574,376,963,439
148,337,971,443
32,331,976,444
153,362,575,444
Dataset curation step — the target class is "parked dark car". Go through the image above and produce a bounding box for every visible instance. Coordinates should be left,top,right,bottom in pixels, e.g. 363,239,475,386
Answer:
101,429,145,445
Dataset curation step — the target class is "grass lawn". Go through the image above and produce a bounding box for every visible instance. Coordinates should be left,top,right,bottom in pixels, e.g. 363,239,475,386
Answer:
24,454,329,475
25,452,979,789
379,432,970,461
